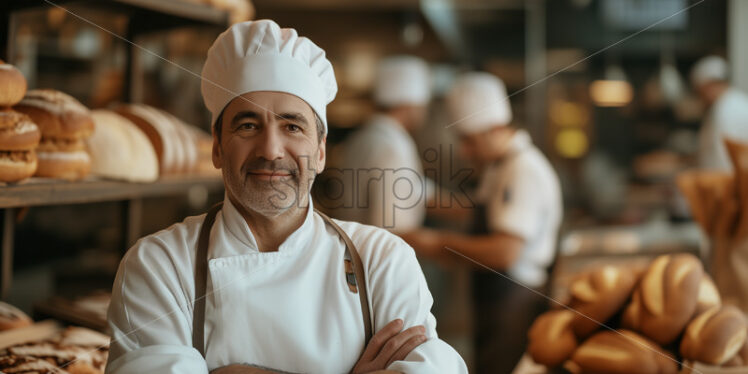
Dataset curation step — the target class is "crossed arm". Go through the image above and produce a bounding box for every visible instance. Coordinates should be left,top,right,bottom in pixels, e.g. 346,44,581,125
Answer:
210,319,425,374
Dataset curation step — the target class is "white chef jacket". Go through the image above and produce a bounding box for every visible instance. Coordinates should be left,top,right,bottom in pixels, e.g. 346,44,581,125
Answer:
332,114,431,233
105,195,466,374
699,88,748,171
475,130,562,288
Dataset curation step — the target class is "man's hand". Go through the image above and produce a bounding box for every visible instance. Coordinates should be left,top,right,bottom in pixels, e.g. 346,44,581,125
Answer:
351,319,427,374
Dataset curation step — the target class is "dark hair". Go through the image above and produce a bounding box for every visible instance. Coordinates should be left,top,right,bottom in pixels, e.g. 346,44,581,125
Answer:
214,111,326,144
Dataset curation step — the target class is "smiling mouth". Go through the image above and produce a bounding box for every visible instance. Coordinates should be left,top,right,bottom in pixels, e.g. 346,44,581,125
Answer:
247,170,293,179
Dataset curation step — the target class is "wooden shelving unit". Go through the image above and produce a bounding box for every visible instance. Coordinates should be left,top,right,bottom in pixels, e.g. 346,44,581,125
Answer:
0,175,223,209
0,0,230,299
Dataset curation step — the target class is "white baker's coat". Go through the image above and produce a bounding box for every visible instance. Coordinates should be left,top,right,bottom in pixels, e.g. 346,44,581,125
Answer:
475,130,562,288
699,88,748,171
332,114,431,233
105,195,466,374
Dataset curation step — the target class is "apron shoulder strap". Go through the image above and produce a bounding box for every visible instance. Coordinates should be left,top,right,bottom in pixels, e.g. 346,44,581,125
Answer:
314,209,373,345
191,204,373,357
192,202,223,357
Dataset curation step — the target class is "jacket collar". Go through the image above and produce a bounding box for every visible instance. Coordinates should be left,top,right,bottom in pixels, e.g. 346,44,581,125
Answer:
220,194,316,255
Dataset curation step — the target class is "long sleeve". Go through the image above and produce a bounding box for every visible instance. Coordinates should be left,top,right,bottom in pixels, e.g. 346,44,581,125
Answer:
365,235,468,373
106,236,209,374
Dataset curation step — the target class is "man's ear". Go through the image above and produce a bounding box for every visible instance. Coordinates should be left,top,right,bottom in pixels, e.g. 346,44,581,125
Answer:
315,136,326,174
212,131,222,169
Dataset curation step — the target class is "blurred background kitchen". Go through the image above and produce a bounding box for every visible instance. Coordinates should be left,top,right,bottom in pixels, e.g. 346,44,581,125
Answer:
1,0,748,373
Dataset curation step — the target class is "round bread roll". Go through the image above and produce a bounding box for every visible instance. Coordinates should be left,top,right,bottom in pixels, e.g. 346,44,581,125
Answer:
14,89,94,140
0,150,37,183
695,273,721,316
621,253,703,345
528,309,578,367
569,329,678,374
681,305,747,365
0,110,40,151
0,61,27,107
114,104,182,175
569,265,638,338
0,301,32,331
35,138,91,181
87,110,159,182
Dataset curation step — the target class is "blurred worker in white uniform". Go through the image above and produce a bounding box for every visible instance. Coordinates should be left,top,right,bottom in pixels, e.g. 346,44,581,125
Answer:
691,55,748,171
332,56,432,233
402,72,563,374
106,20,467,374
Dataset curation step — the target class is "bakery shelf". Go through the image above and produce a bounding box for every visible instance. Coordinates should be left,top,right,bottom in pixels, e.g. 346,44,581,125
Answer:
1,0,229,30
0,175,223,209
0,175,224,299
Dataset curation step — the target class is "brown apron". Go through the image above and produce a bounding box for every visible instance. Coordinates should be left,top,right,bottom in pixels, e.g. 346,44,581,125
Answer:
190,203,373,357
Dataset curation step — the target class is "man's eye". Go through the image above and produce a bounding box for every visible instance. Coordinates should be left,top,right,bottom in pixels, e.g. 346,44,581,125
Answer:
286,124,301,132
238,123,258,130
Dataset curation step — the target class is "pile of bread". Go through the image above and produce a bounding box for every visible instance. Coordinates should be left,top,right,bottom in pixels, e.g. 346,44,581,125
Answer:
528,253,748,374
677,138,748,241
0,60,216,184
0,301,109,374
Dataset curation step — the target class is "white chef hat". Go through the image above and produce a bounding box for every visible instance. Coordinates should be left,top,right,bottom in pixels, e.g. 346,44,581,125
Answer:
446,72,512,134
374,56,431,107
201,19,337,131
690,55,728,88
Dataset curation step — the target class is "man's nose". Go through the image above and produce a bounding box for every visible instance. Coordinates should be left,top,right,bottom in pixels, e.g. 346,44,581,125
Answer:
254,127,285,160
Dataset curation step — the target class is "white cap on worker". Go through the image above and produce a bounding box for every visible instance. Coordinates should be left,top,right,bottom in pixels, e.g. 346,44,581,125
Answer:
201,19,338,131
690,55,728,88
374,56,431,107
446,72,512,134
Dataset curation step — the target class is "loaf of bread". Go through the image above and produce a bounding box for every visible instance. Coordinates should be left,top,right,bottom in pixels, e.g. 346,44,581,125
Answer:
114,104,182,175
0,110,40,183
695,273,721,316
0,325,109,374
157,108,198,173
0,301,32,331
13,89,94,181
87,110,159,182
724,329,748,367
528,309,578,367
14,89,94,140
680,305,747,365
57,326,110,349
568,265,638,338
35,138,91,181
622,253,703,345
2,342,105,374
0,60,27,107
0,354,69,373
568,329,678,374
0,110,40,151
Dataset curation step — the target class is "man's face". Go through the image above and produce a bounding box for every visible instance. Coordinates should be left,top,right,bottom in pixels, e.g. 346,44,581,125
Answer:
459,126,514,167
212,91,325,217
402,104,428,131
